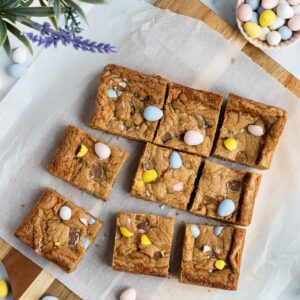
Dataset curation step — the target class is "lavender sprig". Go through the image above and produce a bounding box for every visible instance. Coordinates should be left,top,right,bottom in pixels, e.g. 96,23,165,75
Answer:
23,22,116,54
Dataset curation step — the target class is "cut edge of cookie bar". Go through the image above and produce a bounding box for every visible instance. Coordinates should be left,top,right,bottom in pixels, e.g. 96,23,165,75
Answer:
179,223,246,290
15,187,103,273
213,93,287,170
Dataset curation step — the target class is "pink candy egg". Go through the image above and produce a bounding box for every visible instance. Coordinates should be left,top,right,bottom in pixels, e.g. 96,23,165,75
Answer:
184,130,204,146
288,15,300,30
262,0,279,9
94,142,111,160
288,0,300,5
237,4,253,21
173,182,184,192
292,4,300,14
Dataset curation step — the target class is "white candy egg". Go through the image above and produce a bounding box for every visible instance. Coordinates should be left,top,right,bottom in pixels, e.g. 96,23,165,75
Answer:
94,142,111,160
120,288,137,300
12,47,28,64
259,27,270,41
277,3,295,18
269,16,286,30
267,31,282,45
59,206,72,221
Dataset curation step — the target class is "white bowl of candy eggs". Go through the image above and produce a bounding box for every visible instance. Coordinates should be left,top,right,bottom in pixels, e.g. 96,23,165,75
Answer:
236,0,300,50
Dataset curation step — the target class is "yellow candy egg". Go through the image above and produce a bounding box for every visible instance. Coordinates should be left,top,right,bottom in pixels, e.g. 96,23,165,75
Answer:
120,226,133,238
259,10,276,27
54,241,61,247
244,22,262,39
215,259,226,270
0,280,9,298
141,234,152,246
142,170,158,183
224,137,237,151
76,143,88,158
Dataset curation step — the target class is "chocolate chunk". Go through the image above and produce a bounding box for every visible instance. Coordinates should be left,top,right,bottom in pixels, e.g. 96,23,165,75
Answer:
90,165,105,180
137,220,150,233
154,251,164,259
69,229,81,249
130,101,137,118
226,180,242,192
161,132,172,143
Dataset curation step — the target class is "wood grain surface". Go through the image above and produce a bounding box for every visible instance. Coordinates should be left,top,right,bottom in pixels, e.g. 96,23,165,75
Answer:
1,1,299,299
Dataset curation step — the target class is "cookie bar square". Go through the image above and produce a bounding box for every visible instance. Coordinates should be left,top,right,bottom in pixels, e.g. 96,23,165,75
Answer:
47,125,128,200
179,223,246,290
153,83,223,157
190,160,261,226
213,93,287,169
112,211,174,277
15,188,102,273
89,64,168,142
131,143,201,210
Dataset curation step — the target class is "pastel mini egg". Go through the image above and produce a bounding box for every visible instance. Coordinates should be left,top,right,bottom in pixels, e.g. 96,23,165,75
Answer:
120,288,137,300
119,81,127,88
190,224,200,238
269,16,286,30
257,6,267,14
141,234,152,246
250,11,259,23
169,151,182,169
0,280,9,297
288,15,300,30
262,0,279,9
292,5,300,14
247,124,264,136
244,22,262,38
143,106,163,121
224,137,237,151
259,26,271,40
237,4,253,22
278,25,293,39
82,237,90,249
173,182,184,192
217,199,235,217
12,46,28,64
246,0,260,10
267,31,282,45
184,130,204,146
142,169,158,183
94,142,111,160
59,206,72,220
107,88,118,99
288,0,300,5
7,64,27,79
214,226,223,236
215,259,226,270
41,296,59,300
259,10,276,27
277,3,294,18
88,217,96,224
120,226,133,237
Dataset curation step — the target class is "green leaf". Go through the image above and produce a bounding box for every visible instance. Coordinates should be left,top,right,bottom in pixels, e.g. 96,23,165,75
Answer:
3,7,55,17
20,0,35,7
0,19,7,48
5,21,33,55
2,0,21,9
66,0,88,25
53,0,61,22
78,0,105,3
3,36,12,57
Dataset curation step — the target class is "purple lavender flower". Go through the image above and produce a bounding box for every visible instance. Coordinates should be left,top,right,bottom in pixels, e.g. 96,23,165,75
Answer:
23,22,116,54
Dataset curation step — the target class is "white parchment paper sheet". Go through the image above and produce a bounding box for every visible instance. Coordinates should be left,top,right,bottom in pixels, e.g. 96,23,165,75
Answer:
0,0,299,299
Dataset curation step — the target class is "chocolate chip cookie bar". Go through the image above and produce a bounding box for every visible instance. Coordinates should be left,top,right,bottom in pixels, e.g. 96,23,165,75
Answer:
89,64,168,142
153,83,223,157
47,125,128,200
15,188,102,273
213,93,287,169
190,160,261,226
112,211,174,277
179,223,246,290
131,143,201,210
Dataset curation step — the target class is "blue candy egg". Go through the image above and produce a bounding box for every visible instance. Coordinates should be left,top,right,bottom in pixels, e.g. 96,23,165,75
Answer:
278,26,293,41
88,217,96,225
214,226,223,236
41,296,59,300
169,151,182,169
143,106,163,121
246,0,260,10
257,6,266,15
7,64,27,79
217,199,235,217
250,11,259,24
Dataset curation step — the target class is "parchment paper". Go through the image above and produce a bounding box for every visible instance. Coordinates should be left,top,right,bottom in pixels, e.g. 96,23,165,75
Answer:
0,0,299,299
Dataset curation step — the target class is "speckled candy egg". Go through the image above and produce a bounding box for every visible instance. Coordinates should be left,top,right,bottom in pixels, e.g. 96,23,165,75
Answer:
278,25,293,39
12,46,28,64
288,15,300,30
246,0,260,10
184,130,204,146
59,206,72,221
269,16,285,30
41,296,59,300
267,31,282,45
217,199,235,217
292,5,300,14
244,22,262,38
143,106,163,121
7,64,27,79
259,26,271,40
262,0,279,9
169,151,182,169
288,0,300,5
94,142,111,160
277,3,295,18
237,4,253,22
120,288,137,300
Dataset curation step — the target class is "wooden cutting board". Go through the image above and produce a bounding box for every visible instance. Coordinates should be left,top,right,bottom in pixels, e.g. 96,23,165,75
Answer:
1,1,299,299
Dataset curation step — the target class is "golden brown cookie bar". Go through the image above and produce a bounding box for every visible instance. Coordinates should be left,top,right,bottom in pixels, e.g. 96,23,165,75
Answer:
213,93,287,169
47,125,128,200
89,64,168,142
112,211,174,277
190,160,261,226
153,82,223,157
15,188,102,273
179,223,246,290
131,143,201,210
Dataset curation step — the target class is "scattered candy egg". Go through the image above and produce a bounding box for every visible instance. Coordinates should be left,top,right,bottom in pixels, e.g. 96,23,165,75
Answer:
190,224,200,238
279,25,293,39
247,124,264,136
41,296,59,300
12,46,28,64
94,142,111,160
269,16,286,30
259,10,276,26
246,0,260,10
259,26,271,40
214,226,223,236
262,0,279,9
59,206,72,221
7,64,27,79
169,151,182,169
292,5,300,14
224,137,237,151
237,4,253,22
173,182,184,192
142,169,158,183
288,15,300,30
107,88,118,99
288,0,300,5
119,81,127,88
143,106,163,121
244,22,262,38
217,199,235,217
141,234,152,246
184,130,204,146
88,217,96,225
76,143,88,158
277,3,294,18
267,31,282,45
250,11,259,23
82,237,90,249
120,288,137,300
202,245,211,253
257,6,267,14
120,226,133,238
215,260,226,270
80,217,88,225
0,280,8,297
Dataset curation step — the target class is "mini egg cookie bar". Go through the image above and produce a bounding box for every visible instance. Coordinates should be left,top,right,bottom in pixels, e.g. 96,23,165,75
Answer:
131,143,201,210
179,223,246,290
190,160,262,226
213,93,287,169
89,64,168,142
112,211,174,277
47,125,128,200
15,188,102,273
153,82,223,157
